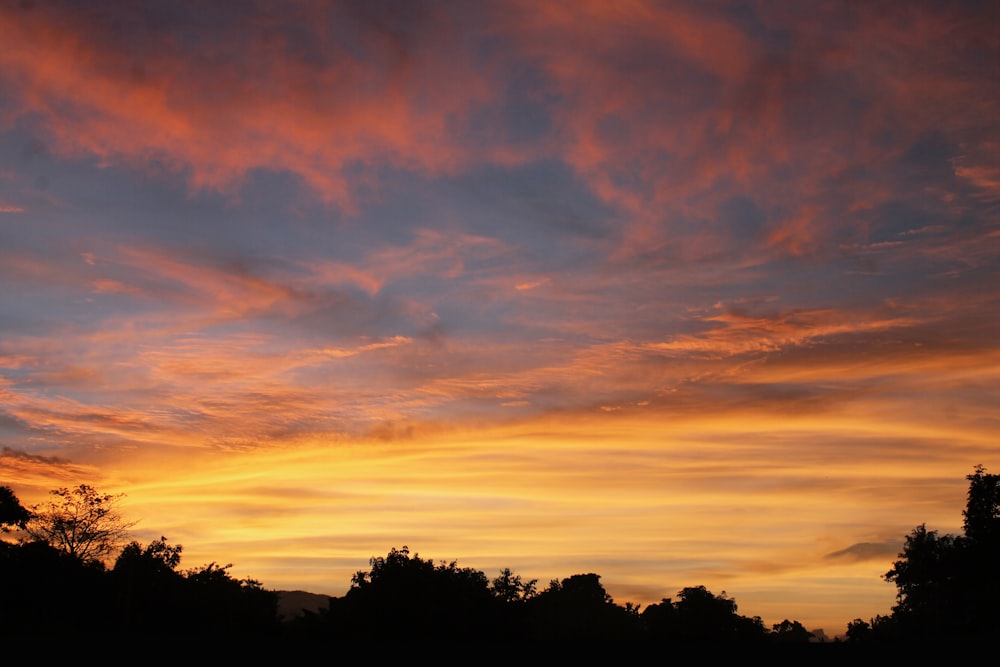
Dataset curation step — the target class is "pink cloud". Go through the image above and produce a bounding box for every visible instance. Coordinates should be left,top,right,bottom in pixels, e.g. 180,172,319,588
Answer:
497,1,998,263
1,1,993,270
0,2,499,209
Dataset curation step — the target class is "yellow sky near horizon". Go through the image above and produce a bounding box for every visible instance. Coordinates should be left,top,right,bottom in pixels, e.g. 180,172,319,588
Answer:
5,403,990,634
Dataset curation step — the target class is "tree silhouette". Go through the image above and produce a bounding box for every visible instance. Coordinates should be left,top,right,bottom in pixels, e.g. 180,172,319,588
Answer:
770,618,813,643
0,537,110,634
0,485,282,638
490,566,538,603
641,585,770,642
640,596,678,637
673,586,767,642
183,561,279,635
883,524,962,633
524,573,642,640
0,485,31,533
960,465,1000,635
328,546,501,640
845,614,897,642
876,465,1000,639
25,484,135,563
962,465,1000,545
110,536,279,636
111,536,186,631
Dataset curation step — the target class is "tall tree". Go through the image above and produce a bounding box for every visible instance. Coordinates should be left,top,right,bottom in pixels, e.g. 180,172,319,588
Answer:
25,484,135,563
879,465,1000,638
962,465,1000,546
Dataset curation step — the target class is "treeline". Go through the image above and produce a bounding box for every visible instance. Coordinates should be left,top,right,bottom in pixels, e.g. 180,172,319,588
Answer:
0,536,277,637
288,545,814,642
1,466,997,642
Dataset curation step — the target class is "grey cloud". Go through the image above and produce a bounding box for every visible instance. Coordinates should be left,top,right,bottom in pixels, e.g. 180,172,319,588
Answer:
1,446,70,465
824,540,901,563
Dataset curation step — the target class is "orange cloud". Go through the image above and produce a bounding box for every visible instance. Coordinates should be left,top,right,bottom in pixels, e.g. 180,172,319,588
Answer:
317,336,413,359
652,304,921,358
491,0,999,266
0,2,498,208
2,0,993,270
112,245,296,318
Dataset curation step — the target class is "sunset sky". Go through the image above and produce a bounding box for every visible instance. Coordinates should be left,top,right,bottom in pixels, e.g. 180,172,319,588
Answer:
1,0,997,636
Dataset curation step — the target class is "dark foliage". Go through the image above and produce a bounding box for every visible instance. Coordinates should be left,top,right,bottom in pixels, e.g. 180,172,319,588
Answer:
849,465,1000,641
0,486,280,638
0,539,110,635
641,585,768,643
0,485,31,532
523,572,642,640
771,619,815,643
111,536,186,631
321,546,503,640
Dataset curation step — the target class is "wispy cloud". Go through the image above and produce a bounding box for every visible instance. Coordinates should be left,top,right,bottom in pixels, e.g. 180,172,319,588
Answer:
650,303,921,358
826,541,902,564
